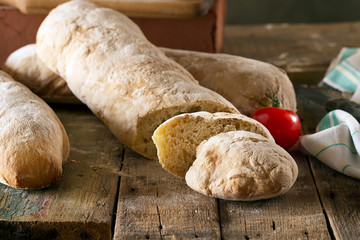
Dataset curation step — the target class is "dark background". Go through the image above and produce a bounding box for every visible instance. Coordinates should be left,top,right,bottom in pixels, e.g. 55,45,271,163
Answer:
226,0,360,24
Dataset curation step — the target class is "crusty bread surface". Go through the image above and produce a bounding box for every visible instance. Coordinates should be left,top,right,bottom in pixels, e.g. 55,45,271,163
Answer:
3,44,73,98
152,111,274,178
162,48,297,116
3,44,296,116
0,70,69,189
185,131,298,201
36,1,238,160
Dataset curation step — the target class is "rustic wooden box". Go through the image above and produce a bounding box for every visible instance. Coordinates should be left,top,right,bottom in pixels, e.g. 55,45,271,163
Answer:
0,0,226,66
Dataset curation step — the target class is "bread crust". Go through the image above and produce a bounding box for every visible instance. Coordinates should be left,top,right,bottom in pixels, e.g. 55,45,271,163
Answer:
3,44,73,98
0,71,69,189
3,44,296,116
162,48,297,116
185,131,298,201
36,1,238,160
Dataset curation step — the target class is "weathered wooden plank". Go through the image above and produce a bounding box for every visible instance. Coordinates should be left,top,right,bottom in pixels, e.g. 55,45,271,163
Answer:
297,85,360,240
310,159,360,240
0,104,122,239
223,22,360,84
219,151,330,240
114,149,220,239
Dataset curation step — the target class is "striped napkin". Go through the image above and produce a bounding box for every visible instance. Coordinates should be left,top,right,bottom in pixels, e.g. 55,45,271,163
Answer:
320,47,360,102
300,110,360,179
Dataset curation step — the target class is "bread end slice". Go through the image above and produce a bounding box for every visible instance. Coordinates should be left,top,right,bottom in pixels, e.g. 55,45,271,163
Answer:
186,131,298,201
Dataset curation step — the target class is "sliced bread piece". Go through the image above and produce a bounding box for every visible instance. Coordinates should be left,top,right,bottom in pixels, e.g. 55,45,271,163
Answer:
152,111,273,178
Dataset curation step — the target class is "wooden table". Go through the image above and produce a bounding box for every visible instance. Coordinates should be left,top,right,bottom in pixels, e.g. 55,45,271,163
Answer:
1,22,360,240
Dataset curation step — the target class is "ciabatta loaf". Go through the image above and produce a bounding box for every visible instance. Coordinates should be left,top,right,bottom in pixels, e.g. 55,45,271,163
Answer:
36,1,238,160
0,71,69,189
152,112,273,178
3,44,296,115
186,131,298,201
2,44,72,98
162,48,297,116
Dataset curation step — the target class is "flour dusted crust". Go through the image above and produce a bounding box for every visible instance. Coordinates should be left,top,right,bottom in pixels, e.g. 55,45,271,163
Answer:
163,48,297,116
185,131,298,201
152,111,274,178
3,44,73,98
0,71,69,189
36,1,238,160
3,43,296,116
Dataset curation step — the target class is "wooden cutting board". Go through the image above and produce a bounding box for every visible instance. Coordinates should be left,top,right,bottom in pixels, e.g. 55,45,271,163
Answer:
0,0,214,18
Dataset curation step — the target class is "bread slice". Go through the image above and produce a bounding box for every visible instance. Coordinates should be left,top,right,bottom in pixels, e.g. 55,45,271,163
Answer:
152,111,273,178
186,131,298,201
36,1,238,160
0,71,69,189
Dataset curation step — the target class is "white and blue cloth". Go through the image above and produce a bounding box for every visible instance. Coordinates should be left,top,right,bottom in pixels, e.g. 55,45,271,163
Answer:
321,47,360,103
300,48,360,179
300,110,360,179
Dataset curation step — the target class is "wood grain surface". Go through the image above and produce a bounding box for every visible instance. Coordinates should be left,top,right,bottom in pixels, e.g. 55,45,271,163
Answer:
296,86,360,240
223,22,360,84
114,149,220,239
0,105,122,239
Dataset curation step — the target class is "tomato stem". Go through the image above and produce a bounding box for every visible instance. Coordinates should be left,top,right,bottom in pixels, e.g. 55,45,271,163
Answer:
257,92,280,108
268,93,280,108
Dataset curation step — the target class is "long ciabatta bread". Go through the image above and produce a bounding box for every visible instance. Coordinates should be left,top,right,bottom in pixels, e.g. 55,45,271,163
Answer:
0,71,70,189
162,48,297,116
36,1,238,160
3,44,296,116
186,131,298,201
2,44,73,99
152,111,274,178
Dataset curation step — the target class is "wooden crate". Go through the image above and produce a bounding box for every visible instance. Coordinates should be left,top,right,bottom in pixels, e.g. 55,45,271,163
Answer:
0,0,226,66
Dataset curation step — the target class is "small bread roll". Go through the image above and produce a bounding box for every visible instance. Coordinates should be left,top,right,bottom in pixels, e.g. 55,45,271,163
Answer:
152,112,273,178
186,131,298,201
0,71,69,189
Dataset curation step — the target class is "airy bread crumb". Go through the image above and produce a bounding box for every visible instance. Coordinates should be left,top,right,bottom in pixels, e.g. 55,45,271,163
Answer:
152,111,273,178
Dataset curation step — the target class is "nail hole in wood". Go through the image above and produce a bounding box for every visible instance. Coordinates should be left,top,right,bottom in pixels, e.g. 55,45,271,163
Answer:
47,229,58,239
244,235,250,240
330,192,335,199
80,231,89,239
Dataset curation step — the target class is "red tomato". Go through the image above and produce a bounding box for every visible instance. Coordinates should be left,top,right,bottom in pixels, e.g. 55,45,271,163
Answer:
251,107,301,150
